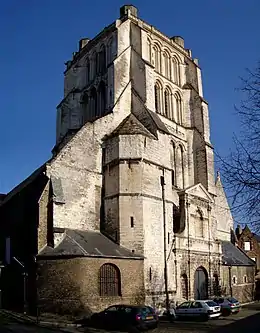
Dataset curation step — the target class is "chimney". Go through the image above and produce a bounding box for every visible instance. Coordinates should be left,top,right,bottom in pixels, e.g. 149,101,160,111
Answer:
120,4,138,18
235,225,242,238
79,38,90,51
171,36,185,48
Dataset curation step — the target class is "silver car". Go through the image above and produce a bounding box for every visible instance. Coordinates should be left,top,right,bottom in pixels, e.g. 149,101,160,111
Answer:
175,300,221,321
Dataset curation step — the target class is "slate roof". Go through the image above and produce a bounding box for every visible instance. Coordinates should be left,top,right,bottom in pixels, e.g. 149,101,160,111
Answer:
105,114,156,140
38,229,144,260
221,240,255,266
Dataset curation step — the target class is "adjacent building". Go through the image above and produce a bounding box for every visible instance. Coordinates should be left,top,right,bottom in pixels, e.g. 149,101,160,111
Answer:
0,5,256,315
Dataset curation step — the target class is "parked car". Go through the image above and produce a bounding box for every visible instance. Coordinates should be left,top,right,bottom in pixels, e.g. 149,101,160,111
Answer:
78,304,158,331
213,297,241,316
175,300,221,321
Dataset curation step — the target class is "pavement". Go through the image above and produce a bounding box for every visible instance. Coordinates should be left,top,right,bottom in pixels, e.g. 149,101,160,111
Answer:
0,302,259,332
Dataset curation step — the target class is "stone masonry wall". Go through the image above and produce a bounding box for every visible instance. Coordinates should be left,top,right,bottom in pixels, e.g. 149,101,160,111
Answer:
37,257,144,315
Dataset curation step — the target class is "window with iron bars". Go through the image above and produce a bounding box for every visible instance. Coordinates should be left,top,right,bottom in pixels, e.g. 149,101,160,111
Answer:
99,263,121,296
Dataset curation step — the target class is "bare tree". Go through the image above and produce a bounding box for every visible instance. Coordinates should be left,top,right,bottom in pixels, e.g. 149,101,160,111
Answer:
218,61,260,227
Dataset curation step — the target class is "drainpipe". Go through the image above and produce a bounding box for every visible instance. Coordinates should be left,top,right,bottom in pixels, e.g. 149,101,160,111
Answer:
207,205,211,297
186,196,191,299
160,173,170,316
228,266,233,297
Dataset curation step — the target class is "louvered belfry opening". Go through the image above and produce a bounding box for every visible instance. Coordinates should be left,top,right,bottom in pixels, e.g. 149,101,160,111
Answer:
99,263,121,296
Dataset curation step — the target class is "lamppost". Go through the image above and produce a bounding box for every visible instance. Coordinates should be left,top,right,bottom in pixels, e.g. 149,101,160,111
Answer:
228,265,233,297
160,174,170,317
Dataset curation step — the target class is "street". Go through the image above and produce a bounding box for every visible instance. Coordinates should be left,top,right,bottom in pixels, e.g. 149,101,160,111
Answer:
0,303,259,332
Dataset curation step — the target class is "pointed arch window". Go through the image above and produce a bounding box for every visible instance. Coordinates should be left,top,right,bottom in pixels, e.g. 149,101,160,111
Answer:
164,88,171,118
154,82,162,114
173,92,183,124
99,45,106,74
172,56,180,85
147,38,152,63
107,38,113,64
98,81,106,116
171,142,176,186
153,44,161,72
86,58,90,85
99,263,121,296
176,145,185,189
163,51,171,79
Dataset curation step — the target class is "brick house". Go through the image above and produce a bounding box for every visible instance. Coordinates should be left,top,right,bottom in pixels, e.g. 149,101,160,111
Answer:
236,225,260,271
0,4,256,315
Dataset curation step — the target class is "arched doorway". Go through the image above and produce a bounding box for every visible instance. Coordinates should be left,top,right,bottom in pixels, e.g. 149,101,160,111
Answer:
194,266,208,300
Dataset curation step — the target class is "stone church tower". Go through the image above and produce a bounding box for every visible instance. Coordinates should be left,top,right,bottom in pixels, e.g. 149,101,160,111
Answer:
0,5,255,314
46,4,234,303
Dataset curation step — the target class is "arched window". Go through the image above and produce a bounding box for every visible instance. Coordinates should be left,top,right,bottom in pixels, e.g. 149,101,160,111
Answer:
164,89,171,118
232,276,237,285
153,44,161,72
172,56,180,85
154,82,162,114
99,45,106,74
171,142,176,186
86,58,90,85
98,81,106,116
91,52,98,79
147,38,152,63
181,274,188,300
176,145,184,189
164,87,173,119
163,51,171,79
107,38,113,64
90,87,97,118
99,263,121,296
173,92,182,124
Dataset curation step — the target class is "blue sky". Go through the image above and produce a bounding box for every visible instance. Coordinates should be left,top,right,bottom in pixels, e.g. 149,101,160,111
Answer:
0,0,259,194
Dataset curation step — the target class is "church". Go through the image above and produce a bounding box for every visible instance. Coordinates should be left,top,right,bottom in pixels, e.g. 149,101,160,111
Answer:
0,5,255,315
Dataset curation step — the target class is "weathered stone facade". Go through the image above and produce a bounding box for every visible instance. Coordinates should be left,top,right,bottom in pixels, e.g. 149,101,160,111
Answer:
0,4,256,315
37,4,256,310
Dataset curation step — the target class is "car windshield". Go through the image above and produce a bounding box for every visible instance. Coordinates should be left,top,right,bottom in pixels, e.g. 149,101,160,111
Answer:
206,301,217,307
227,297,238,303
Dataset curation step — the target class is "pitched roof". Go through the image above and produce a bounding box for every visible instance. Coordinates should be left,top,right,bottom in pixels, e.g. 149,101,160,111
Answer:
104,113,156,140
38,229,144,260
221,240,255,266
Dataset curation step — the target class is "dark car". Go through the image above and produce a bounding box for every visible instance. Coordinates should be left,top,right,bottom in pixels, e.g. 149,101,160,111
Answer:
213,297,241,316
81,304,158,331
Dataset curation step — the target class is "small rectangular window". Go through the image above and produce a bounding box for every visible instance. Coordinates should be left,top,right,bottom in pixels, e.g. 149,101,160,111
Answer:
130,216,134,228
244,241,251,251
171,170,175,186
149,267,152,281
168,232,170,244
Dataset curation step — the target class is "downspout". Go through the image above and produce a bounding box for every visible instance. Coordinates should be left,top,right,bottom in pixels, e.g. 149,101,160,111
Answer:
207,204,211,297
186,196,191,298
160,172,170,315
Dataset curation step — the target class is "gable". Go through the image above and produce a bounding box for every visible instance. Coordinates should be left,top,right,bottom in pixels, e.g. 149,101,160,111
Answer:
182,183,213,203
104,113,156,140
